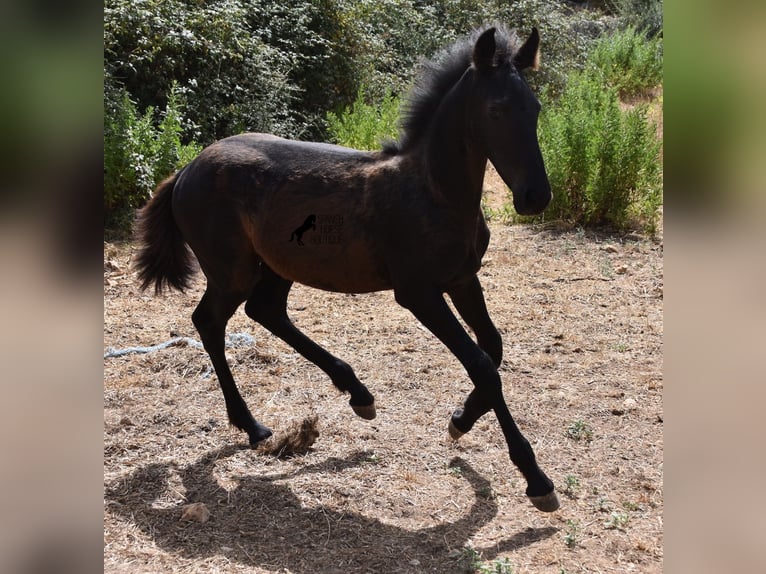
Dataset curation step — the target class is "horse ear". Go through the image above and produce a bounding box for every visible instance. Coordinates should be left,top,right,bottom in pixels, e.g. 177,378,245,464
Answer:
473,27,497,71
514,27,540,71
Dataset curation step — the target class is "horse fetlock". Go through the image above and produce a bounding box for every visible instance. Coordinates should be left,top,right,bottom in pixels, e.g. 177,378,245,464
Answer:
345,379,375,411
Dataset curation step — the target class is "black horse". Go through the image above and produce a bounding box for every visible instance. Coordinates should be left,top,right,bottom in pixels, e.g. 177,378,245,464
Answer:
135,26,558,511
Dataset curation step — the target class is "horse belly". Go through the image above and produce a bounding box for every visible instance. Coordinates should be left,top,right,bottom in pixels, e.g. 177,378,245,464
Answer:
251,214,391,293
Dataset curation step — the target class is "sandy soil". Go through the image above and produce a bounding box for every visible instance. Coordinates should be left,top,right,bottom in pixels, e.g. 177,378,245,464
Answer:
104,209,662,573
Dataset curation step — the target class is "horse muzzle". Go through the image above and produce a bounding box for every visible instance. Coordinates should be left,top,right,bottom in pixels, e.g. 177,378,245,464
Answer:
512,185,552,216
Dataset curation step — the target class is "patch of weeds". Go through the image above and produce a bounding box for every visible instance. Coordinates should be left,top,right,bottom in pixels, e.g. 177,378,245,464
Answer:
447,463,464,477
566,420,593,444
482,202,516,225
563,474,580,499
361,452,380,465
453,546,515,574
599,258,615,279
593,496,612,513
622,500,642,512
453,546,482,573
560,239,576,255
604,511,631,531
563,519,580,549
614,342,630,353
478,557,515,574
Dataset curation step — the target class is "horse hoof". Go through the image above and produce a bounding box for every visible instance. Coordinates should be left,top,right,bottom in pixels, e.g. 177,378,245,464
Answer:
528,490,560,513
448,419,465,440
248,427,273,447
351,402,376,420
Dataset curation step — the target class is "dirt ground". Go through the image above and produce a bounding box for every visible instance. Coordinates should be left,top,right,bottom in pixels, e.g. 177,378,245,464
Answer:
104,191,663,573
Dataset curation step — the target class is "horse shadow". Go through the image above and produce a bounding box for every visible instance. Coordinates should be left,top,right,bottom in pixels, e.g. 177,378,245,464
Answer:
105,447,556,572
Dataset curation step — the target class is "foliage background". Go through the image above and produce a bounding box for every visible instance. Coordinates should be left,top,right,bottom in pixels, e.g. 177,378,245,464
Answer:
104,0,663,233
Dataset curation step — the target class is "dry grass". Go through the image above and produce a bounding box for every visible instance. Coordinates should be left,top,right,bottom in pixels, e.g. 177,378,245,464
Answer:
104,215,662,573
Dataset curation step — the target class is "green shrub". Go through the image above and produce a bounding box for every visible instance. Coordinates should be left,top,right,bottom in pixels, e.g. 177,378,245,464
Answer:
588,25,663,98
326,87,401,150
104,0,307,142
492,0,608,97
104,82,201,233
610,0,663,38
533,71,662,232
104,0,613,145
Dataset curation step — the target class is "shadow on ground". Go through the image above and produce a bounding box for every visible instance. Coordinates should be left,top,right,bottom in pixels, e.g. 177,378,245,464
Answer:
105,446,556,573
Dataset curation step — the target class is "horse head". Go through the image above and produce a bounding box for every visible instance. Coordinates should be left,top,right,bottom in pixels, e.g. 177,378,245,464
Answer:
468,27,552,216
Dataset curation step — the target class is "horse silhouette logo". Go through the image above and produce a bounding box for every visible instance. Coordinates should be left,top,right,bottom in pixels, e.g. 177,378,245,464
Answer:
289,214,316,246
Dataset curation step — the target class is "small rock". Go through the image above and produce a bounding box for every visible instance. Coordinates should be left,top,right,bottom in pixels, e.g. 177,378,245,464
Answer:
612,398,638,416
180,502,211,523
615,265,628,274
623,398,638,410
602,245,619,253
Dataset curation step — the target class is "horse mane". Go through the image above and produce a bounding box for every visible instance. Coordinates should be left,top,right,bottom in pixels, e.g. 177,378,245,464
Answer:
385,25,522,155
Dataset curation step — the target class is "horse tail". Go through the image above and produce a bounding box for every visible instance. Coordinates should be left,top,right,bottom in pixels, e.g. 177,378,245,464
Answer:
134,170,195,294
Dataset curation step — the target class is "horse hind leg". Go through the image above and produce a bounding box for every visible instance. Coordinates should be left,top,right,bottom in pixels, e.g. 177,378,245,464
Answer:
192,287,273,445
244,266,376,419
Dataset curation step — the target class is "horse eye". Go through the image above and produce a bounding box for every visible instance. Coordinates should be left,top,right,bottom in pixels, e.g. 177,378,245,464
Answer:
488,106,503,119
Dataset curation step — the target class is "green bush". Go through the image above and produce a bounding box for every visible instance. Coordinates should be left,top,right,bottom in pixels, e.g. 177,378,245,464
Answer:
491,0,609,97
500,26,663,233
326,87,401,150
610,0,663,38
588,25,662,98
534,71,662,232
104,0,614,146
104,83,201,233
104,0,310,142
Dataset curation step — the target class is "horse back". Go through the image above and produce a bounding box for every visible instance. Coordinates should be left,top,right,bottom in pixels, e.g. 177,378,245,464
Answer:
171,134,396,293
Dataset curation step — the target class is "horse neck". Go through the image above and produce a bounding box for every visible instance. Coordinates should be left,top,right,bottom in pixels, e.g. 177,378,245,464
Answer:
422,78,487,217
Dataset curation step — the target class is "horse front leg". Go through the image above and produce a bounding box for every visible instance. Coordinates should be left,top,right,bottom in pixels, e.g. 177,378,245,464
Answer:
449,275,503,366
447,275,502,438
394,286,559,512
